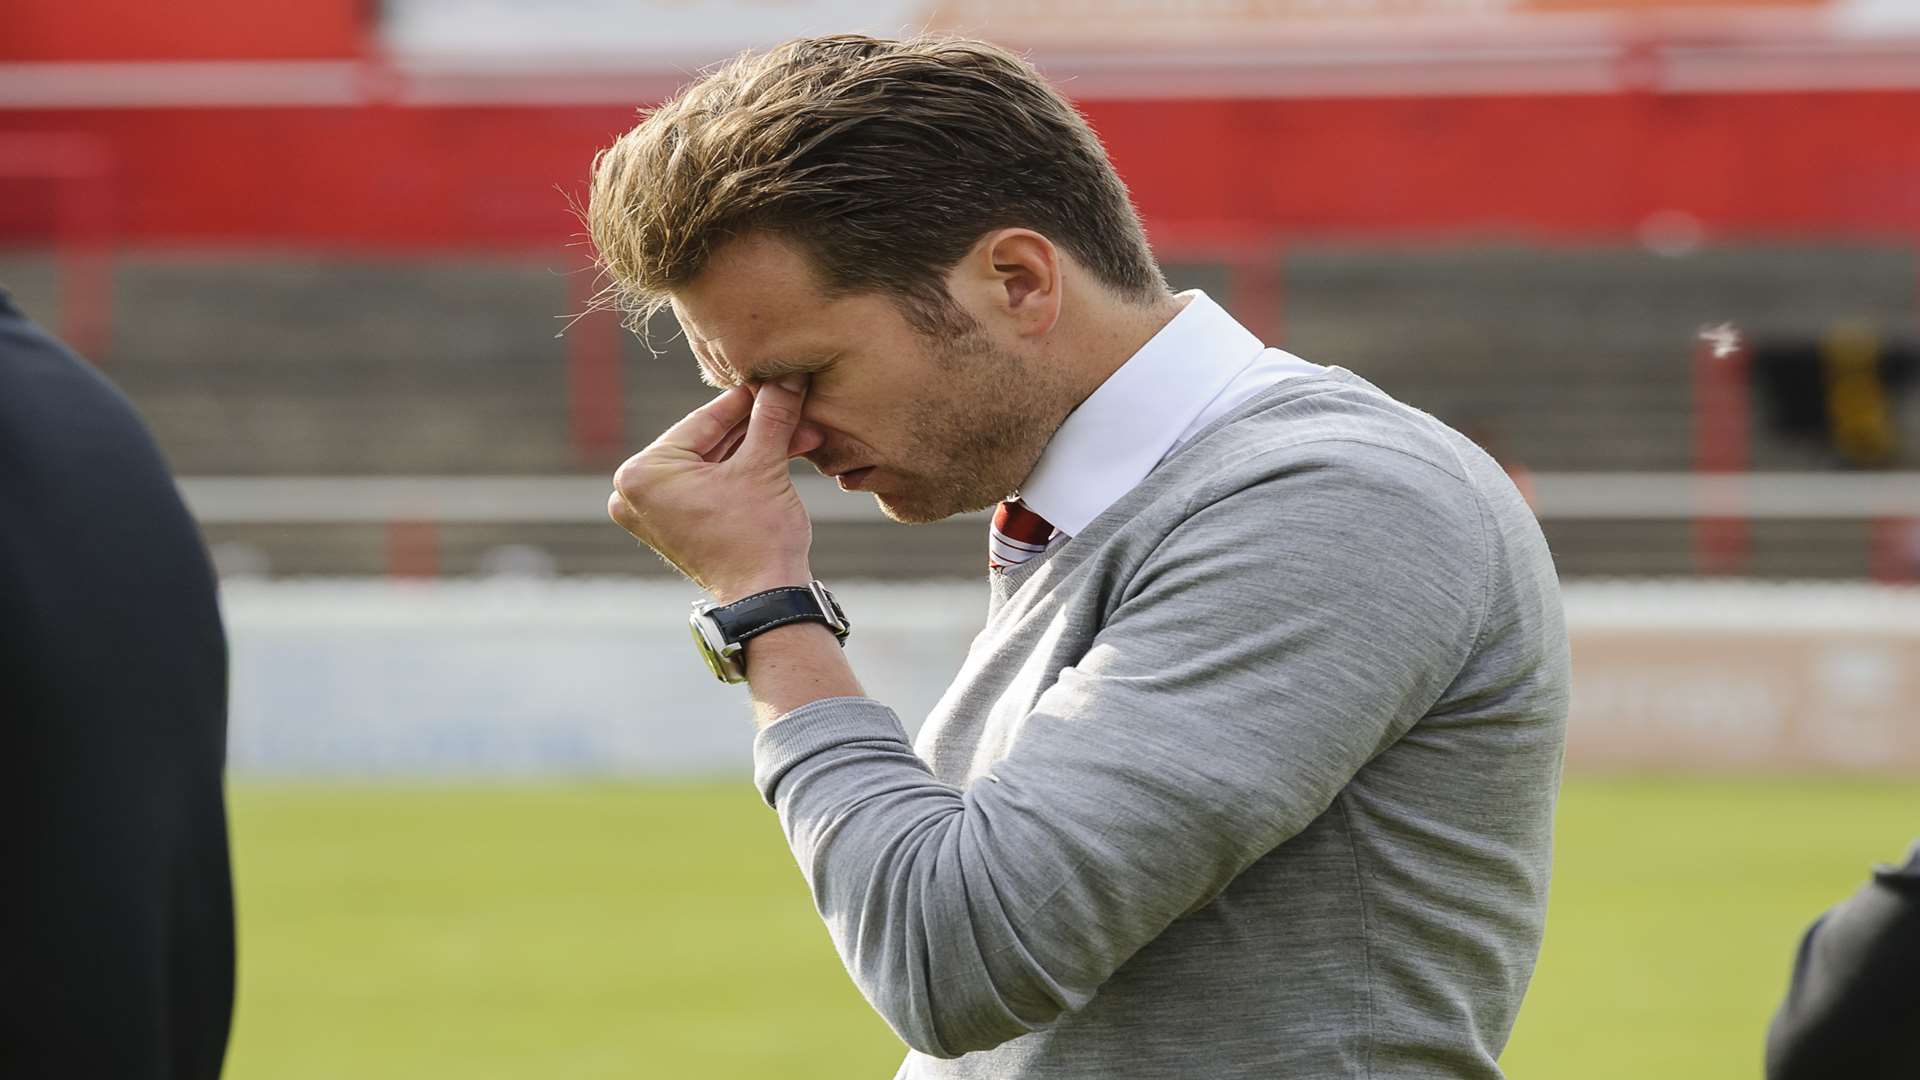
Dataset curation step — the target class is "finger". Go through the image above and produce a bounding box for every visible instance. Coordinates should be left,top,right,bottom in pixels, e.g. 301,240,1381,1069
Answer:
653,386,754,458
607,490,639,532
705,417,750,463
736,374,807,468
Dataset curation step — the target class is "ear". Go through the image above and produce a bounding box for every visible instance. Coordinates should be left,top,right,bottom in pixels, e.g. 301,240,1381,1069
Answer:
952,228,1062,339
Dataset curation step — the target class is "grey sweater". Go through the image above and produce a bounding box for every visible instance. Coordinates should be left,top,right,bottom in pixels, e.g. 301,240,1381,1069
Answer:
753,368,1569,1078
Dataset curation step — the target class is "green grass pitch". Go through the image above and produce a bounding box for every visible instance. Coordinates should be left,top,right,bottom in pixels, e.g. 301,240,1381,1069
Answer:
223,776,1918,1079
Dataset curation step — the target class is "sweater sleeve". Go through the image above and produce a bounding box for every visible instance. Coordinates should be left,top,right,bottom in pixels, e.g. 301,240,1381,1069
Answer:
752,444,1488,1058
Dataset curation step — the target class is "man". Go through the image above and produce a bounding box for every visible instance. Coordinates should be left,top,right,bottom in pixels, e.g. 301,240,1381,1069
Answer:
0,289,234,1079
1766,842,1920,1079
595,35,1568,1078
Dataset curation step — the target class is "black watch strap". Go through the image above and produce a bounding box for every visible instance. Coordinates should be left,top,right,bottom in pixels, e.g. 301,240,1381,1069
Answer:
711,583,850,647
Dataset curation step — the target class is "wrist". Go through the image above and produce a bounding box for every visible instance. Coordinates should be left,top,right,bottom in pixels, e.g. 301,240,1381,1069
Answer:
711,568,813,605
745,620,864,725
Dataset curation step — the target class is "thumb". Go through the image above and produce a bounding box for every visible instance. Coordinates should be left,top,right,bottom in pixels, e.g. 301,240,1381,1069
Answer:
739,374,808,467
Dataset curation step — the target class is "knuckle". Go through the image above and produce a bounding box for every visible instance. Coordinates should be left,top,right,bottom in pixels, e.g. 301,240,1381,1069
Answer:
613,459,646,494
753,400,799,426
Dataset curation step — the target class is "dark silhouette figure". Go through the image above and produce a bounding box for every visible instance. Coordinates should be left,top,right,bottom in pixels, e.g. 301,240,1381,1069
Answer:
1767,842,1920,1080
0,289,233,1079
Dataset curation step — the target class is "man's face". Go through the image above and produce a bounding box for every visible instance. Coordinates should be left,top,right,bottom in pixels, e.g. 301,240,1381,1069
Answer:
670,234,1066,524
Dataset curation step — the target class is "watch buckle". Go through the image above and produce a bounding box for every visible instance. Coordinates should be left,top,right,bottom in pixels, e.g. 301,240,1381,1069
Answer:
809,580,849,637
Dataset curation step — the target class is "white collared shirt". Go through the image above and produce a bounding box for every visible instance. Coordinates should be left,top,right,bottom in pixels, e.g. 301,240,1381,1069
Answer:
1015,290,1324,538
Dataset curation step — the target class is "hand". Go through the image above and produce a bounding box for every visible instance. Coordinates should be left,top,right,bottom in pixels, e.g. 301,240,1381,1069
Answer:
608,376,827,602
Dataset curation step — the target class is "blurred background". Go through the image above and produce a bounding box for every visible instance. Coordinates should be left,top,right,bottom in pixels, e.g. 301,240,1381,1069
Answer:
3,0,1917,1077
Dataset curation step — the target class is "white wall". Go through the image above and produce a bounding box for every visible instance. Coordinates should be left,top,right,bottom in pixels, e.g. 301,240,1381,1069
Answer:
223,578,1920,777
225,579,984,777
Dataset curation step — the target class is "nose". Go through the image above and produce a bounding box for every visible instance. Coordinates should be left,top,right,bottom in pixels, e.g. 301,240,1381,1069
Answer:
790,422,828,461
791,420,829,453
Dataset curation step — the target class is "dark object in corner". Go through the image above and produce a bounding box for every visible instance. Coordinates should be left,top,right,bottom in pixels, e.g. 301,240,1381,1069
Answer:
1766,841,1920,1080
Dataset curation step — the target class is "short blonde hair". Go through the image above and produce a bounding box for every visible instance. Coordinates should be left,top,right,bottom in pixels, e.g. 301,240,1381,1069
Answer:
587,34,1164,335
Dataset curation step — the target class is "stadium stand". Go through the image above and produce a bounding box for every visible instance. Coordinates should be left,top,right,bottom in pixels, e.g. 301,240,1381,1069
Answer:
1,246,1912,578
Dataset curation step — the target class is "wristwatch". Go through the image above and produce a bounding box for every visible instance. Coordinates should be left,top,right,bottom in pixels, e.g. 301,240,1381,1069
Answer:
689,579,851,684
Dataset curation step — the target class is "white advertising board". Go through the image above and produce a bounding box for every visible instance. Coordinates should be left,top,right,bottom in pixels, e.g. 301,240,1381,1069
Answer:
223,578,1920,777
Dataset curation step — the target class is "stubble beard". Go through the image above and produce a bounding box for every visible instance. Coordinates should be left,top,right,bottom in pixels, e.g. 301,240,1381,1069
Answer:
870,335,1072,526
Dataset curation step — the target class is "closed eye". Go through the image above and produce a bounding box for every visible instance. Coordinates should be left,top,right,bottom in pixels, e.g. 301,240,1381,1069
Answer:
743,355,836,387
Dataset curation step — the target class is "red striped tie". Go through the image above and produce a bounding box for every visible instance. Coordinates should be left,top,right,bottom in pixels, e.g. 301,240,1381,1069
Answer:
989,499,1058,571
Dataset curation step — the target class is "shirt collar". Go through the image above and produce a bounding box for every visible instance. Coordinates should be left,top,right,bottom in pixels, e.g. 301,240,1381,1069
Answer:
1015,290,1266,537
